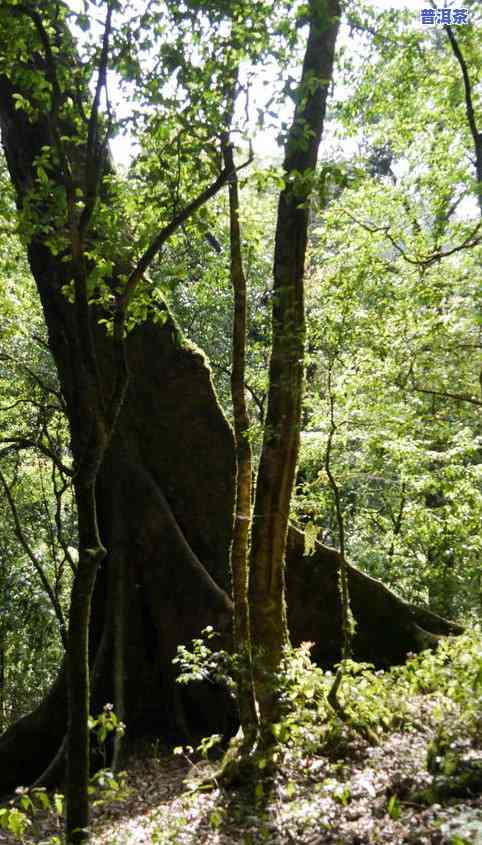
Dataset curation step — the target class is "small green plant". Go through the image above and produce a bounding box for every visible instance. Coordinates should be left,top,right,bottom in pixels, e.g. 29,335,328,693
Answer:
88,702,126,744
89,768,129,806
0,785,64,843
0,805,31,840
267,627,482,762
173,626,234,690
1,707,129,843
88,702,126,767
387,794,402,820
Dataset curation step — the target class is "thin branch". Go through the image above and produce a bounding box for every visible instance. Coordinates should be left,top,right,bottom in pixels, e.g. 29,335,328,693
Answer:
38,457,64,588
342,208,482,266
0,397,32,413
0,444,23,461
324,368,348,654
0,436,73,476
52,463,76,575
324,365,377,745
444,26,480,156
387,483,406,561
16,4,62,109
78,0,114,241
118,154,253,309
0,354,63,402
215,362,266,421
408,382,482,407
427,1,482,210
14,3,74,190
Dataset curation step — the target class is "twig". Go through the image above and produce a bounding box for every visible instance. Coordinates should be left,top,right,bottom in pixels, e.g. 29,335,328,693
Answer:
13,3,74,190
408,382,482,407
0,436,73,476
78,0,114,241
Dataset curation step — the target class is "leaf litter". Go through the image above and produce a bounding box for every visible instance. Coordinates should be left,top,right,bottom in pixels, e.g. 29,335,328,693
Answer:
1,697,480,845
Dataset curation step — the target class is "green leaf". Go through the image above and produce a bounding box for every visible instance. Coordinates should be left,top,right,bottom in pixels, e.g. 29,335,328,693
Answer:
387,795,401,820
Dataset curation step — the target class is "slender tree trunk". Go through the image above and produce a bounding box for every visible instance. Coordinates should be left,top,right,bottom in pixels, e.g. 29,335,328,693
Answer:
0,642,4,734
249,0,340,741
110,544,126,771
65,480,106,844
444,24,482,212
222,138,258,743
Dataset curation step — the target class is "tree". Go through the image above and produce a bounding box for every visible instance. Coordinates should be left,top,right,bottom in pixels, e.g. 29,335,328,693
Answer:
0,0,463,827
230,0,341,755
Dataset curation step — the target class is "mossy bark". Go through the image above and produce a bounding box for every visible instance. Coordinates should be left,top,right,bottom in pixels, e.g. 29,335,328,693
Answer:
65,480,106,844
285,528,463,669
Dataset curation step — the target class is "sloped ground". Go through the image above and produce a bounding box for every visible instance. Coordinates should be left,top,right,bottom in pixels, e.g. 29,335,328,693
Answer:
1,630,481,844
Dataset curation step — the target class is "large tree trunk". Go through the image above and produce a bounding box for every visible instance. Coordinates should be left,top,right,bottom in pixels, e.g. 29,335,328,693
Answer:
0,436,462,798
0,314,239,797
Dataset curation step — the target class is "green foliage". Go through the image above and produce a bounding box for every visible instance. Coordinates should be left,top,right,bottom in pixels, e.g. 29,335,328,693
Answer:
272,628,482,760
88,769,129,807
172,622,481,765
173,626,234,691
0,768,129,844
88,702,126,745
0,705,128,842
0,185,74,727
291,28,482,616
88,702,126,771
0,805,31,839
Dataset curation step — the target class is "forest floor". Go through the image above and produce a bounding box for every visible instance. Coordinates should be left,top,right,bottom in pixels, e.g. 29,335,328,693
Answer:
1,633,481,844
75,727,482,845
1,707,481,844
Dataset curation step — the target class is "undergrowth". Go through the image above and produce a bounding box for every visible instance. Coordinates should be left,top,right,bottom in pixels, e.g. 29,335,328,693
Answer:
1,627,481,844
275,625,482,759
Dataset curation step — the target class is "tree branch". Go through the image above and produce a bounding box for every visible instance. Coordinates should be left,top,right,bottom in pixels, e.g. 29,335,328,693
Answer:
443,25,480,158
408,382,482,407
13,2,74,190
0,436,73,476
119,154,253,309
341,208,481,266
438,15,482,209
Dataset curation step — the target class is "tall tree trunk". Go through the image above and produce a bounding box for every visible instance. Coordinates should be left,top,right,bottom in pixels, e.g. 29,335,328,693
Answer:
444,23,482,212
222,138,258,743
65,480,106,843
249,0,340,740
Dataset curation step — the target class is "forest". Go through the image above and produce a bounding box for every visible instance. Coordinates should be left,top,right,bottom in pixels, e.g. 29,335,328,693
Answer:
0,0,480,843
